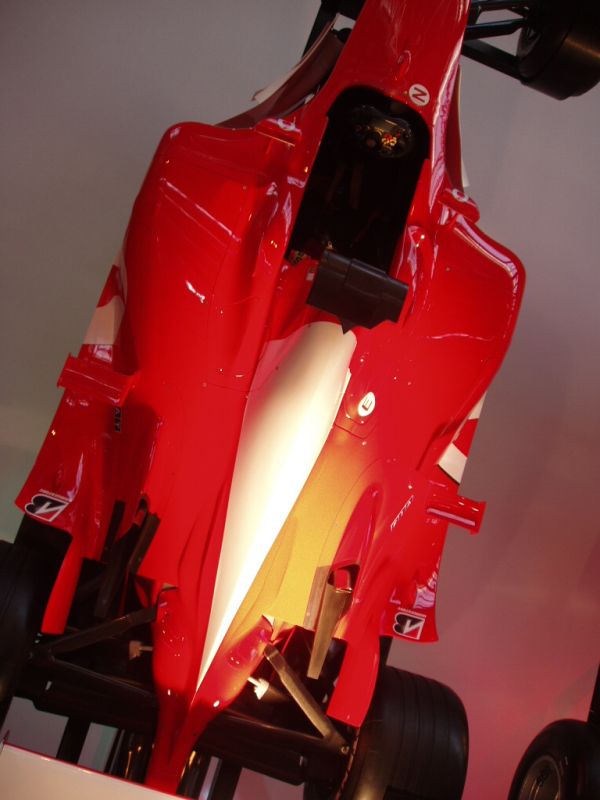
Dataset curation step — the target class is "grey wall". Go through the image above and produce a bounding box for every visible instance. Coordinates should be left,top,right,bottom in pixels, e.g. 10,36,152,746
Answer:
1,2,599,798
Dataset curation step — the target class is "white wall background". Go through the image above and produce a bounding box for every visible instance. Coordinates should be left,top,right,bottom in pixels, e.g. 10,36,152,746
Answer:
1,2,599,798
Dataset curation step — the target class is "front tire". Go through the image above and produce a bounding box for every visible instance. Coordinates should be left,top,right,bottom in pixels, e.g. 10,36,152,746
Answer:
305,666,468,800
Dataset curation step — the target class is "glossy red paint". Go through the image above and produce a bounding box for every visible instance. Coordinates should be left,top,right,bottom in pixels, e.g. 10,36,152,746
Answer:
15,0,524,790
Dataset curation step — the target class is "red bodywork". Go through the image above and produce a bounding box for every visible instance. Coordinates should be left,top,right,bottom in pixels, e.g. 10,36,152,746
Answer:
16,0,524,790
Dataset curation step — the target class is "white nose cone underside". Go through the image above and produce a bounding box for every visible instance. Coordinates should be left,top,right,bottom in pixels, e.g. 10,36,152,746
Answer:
197,321,356,688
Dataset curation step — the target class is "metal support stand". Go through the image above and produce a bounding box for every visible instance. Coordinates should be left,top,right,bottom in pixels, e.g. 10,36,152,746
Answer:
56,717,90,764
206,760,242,800
264,645,347,753
105,730,153,782
177,749,211,798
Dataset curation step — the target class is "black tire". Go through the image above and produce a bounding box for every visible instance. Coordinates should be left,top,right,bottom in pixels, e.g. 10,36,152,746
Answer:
305,666,468,800
517,0,600,99
0,540,51,728
508,719,600,800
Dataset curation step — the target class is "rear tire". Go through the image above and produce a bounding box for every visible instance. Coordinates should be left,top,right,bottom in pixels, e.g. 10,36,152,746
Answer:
517,0,600,99
304,666,468,800
508,719,600,800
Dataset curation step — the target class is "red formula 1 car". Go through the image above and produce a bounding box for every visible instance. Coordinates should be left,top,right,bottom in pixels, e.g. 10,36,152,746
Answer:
1,1,599,798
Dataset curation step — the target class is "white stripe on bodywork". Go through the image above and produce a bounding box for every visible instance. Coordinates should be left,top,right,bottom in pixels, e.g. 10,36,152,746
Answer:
437,394,486,483
197,321,356,688
83,296,125,346
437,442,468,484
468,393,485,421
